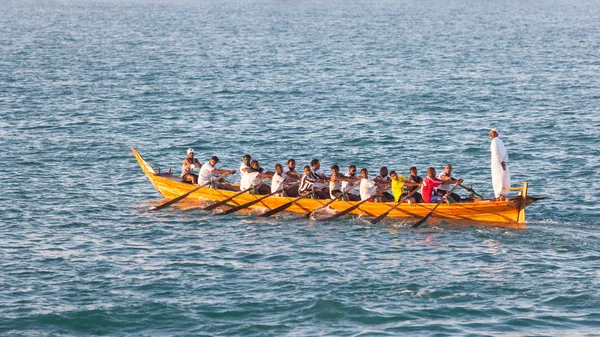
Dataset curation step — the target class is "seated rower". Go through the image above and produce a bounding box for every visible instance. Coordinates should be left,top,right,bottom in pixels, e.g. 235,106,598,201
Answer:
438,164,462,202
282,158,300,197
272,163,297,196
374,166,394,202
239,154,253,182
181,148,201,184
329,164,360,200
198,156,237,190
240,160,273,194
359,168,390,201
389,170,411,203
283,159,301,180
299,165,328,199
310,159,330,197
406,166,424,203
422,167,462,203
341,165,361,201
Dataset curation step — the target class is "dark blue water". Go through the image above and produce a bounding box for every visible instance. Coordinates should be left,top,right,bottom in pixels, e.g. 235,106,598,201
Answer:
2,0,600,335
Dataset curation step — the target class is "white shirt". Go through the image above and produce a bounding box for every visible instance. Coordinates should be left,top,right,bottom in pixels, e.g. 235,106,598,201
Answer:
198,163,217,185
329,177,342,192
341,172,359,195
240,171,260,191
438,172,457,192
271,173,285,194
239,162,251,180
360,177,377,201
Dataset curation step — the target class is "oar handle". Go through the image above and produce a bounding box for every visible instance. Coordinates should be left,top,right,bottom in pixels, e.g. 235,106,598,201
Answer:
458,183,483,198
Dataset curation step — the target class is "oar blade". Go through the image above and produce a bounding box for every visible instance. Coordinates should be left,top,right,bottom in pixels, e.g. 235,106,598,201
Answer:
370,210,391,225
259,202,293,217
320,202,362,221
150,193,191,211
150,185,202,211
411,215,429,228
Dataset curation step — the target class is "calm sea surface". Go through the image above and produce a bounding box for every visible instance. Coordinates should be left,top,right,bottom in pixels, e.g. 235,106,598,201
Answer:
1,0,600,336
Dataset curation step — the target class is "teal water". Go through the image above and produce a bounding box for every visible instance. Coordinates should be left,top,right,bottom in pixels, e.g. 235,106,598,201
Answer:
2,0,600,335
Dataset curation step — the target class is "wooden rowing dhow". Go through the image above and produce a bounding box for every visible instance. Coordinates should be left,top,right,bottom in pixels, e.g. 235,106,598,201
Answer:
132,148,542,228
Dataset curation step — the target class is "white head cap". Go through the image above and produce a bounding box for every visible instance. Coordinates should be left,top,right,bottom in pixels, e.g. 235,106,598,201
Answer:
187,148,194,155
490,128,498,134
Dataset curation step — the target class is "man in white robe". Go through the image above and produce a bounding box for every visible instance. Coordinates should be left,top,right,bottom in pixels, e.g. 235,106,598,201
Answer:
490,128,511,200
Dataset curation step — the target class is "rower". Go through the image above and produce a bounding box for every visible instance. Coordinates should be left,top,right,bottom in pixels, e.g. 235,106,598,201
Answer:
310,159,329,196
282,158,300,197
406,166,424,203
239,154,253,182
389,170,410,203
329,165,360,200
359,168,389,201
240,160,273,194
181,148,201,184
374,166,394,202
299,165,328,199
438,164,462,202
272,163,296,196
283,159,301,180
341,165,361,201
198,156,236,190
422,167,462,203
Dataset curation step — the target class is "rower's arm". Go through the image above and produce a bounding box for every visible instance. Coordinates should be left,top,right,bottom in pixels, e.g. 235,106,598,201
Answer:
215,168,236,175
286,172,301,180
258,172,275,179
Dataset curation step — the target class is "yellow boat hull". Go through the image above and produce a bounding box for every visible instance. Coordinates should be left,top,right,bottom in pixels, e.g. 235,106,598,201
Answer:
132,148,535,228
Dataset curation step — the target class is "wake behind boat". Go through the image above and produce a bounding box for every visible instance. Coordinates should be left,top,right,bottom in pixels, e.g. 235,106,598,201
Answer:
132,148,542,228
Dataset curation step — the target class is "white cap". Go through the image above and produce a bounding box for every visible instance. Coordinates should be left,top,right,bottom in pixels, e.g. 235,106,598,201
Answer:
187,148,194,155
490,128,498,134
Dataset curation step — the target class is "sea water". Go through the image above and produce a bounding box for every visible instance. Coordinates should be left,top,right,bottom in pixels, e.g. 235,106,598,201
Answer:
1,0,599,335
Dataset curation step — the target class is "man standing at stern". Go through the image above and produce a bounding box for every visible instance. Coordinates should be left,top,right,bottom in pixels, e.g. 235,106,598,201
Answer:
490,128,511,201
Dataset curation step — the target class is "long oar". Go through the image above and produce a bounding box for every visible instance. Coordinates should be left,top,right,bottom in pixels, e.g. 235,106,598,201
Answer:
459,183,484,198
259,181,333,217
412,182,461,228
150,172,231,211
216,184,298,216
304,183,358,218
370,186,421,224
320,186,385,221
201,181,268,211
258,190,313,217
